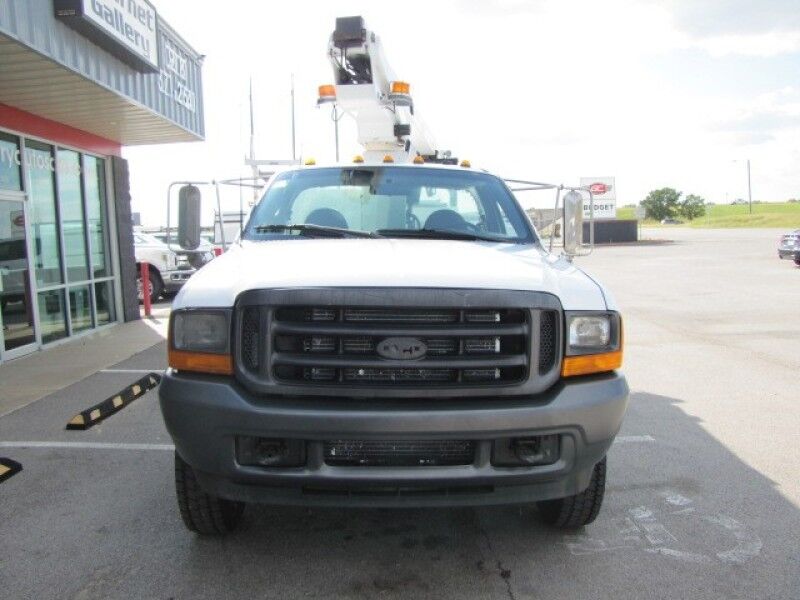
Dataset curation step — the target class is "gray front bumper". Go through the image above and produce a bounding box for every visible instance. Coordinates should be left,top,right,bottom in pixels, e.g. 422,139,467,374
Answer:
159,372,629,507
161,268,195,292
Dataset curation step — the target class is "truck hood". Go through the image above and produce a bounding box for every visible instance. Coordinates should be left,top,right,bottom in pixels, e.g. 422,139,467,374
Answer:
172,239,607,311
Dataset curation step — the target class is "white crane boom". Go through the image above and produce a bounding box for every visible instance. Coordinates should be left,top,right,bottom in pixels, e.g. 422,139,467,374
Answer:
320,16,453,164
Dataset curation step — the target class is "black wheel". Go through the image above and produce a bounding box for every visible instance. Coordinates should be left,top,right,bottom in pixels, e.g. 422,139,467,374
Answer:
174,453,245,535
136,268,162,304
537,457,606,528
794,258,800,267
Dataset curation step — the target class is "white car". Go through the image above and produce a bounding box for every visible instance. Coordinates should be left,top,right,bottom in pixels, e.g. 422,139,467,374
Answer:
133,232,198,302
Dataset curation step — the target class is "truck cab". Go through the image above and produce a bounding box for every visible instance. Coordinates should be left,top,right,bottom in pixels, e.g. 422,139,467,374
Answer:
159,161,628,534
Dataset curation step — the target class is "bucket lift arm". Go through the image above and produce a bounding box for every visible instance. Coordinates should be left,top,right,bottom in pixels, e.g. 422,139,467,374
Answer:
320,16,452,164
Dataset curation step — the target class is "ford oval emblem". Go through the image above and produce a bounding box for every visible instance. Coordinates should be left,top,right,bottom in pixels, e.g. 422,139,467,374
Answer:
376,337,427,360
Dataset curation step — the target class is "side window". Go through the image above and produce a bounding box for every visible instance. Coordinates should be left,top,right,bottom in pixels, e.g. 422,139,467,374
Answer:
493,200,517,235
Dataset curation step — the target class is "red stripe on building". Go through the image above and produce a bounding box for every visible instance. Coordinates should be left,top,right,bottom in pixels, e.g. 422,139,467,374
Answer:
0,103,121,157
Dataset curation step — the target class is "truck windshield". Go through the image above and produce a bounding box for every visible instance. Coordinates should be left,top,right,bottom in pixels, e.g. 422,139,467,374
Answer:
243,167,535,243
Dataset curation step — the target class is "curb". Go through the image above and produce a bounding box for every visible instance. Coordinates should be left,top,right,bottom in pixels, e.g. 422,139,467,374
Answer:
0,458,22,484
66,373,162,431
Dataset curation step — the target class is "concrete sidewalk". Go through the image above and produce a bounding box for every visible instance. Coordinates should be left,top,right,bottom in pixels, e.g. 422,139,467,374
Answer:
0,304,169,418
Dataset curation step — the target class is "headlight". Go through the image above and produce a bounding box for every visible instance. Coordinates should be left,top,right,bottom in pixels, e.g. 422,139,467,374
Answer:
169,310,233,374
562,311,622,377
569,315,611,348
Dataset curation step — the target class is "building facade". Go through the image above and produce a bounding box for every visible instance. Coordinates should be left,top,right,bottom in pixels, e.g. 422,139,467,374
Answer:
0,0,204,362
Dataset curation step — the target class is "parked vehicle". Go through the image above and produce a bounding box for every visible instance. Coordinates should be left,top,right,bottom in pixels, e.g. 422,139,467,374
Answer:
660,218,683,225
159,17,628,535
777,230,800,266
149,232,216,269
133,232,197,302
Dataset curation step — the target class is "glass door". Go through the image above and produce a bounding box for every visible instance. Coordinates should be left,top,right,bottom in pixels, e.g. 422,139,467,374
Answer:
0,193,38,360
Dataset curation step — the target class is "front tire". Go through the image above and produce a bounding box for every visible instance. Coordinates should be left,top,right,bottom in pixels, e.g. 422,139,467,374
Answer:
174,453,245,535
794,257,800,266
537,457,606,528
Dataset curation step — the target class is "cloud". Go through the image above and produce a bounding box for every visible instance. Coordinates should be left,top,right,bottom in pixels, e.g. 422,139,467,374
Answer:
710,87,800,145
663,0,800,36
652,0,800,56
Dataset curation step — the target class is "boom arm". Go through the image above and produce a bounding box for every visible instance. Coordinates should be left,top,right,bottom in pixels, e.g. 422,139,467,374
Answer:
321,16,449,163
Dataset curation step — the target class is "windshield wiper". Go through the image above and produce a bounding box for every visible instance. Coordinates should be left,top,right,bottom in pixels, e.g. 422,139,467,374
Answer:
254,224,380,238
377,228,515,243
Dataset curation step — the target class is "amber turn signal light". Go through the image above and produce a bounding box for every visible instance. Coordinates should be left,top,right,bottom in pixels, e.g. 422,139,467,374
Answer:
561,350,623,377
168,349,234,375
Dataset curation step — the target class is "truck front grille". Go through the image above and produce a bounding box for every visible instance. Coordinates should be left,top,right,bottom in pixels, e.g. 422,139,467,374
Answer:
234,289,563,397
324,439,476,466
266,307,531,386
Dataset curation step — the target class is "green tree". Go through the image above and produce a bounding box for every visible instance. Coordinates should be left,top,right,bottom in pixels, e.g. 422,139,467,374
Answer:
679,194,706,220
642,188,681,221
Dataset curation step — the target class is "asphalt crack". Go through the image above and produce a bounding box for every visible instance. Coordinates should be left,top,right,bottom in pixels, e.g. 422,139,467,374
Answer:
472,510,518,600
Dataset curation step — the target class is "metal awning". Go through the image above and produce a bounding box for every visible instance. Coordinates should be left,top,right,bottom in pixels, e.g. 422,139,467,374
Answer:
0,33,198,145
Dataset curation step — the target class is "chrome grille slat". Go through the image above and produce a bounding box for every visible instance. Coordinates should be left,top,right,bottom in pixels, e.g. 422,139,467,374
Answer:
272,323,528,337
343,308,458,323
273,353,527,369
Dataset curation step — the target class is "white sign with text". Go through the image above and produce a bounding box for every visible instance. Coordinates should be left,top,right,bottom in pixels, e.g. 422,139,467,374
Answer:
580,176,617,219
82,0,159,70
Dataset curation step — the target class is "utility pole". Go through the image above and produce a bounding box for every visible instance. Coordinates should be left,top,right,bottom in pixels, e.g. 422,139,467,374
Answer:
291,74,296,161
249,77,258,204
747,159,752,215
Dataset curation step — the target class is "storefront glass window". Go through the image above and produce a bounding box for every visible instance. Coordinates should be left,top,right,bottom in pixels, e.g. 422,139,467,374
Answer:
0,132,22,191
84,156,111,278
69,284,93,333
57,149,90,282
26,141,64,287
37,289,67,343
94,280,116,326
1,130,119,359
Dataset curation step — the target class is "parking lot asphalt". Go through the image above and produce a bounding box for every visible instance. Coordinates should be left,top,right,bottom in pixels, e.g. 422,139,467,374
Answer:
1,228,798,599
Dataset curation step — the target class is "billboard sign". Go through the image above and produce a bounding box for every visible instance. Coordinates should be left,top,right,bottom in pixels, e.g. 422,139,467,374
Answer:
54,0,160,72
580,176,616,219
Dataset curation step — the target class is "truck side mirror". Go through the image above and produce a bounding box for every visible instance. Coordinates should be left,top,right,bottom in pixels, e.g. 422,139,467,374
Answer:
563,190,584,256
178,185,202,250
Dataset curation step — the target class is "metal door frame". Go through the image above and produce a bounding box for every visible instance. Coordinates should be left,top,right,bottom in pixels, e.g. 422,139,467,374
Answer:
0,189,41,362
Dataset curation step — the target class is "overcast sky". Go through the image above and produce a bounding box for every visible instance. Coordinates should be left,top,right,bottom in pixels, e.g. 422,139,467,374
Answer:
124,0,800,225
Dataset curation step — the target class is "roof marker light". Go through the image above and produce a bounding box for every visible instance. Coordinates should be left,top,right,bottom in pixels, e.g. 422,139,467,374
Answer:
317,84,336,104
413,155,425,164
383,155,395,163
460,159,471,168
390,81,410,95
304,158,316,165
353,155,364,163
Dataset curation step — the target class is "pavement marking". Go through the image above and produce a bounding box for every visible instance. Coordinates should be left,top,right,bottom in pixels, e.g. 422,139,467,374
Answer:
614,435,656,444
644,547,712,564
99,369,166,374
0,441,174,451
563,492,763,566
66,373,161,431
703,514,763,564
0,458,23,483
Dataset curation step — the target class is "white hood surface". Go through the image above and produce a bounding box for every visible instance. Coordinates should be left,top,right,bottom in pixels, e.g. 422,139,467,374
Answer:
172,239,608,311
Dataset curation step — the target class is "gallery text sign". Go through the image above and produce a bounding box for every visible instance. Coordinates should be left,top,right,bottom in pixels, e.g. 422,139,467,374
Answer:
54,0,159,72
580,176,616,219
